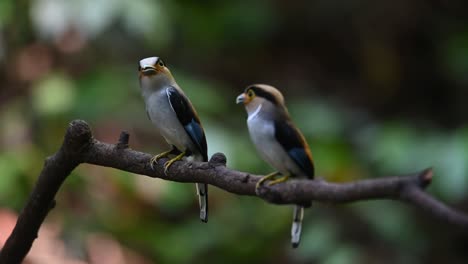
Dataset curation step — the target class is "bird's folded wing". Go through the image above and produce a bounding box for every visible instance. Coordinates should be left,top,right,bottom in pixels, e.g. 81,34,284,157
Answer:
166,86,208,161
274,119,314,178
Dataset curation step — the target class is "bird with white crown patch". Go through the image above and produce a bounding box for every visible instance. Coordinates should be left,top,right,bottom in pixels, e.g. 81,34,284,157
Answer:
237,84,314,248
138,56,209,223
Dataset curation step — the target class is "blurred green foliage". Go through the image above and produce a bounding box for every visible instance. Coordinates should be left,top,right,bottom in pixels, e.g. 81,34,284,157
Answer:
0,0,467,263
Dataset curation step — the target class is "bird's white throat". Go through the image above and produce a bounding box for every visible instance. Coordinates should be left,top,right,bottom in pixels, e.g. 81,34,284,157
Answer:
248,104,263,121
140,76,175,100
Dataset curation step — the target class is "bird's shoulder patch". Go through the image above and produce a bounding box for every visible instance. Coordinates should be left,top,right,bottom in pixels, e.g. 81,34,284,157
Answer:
166,86,208,161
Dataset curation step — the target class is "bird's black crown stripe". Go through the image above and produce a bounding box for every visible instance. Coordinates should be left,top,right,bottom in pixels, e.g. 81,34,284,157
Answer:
247,86,279,105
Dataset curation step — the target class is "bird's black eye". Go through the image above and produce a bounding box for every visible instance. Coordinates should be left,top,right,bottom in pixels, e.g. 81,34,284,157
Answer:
247,89,255,97
158,60,165,67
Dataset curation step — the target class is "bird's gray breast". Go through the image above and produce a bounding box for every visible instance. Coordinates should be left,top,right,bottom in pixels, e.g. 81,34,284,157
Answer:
145,88,193,152
247,114,292,175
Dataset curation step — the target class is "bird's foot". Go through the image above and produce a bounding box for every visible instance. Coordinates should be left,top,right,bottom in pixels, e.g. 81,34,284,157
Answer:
255,171,280,190
267,175,290,186
163,151,186,174
149,149,174,170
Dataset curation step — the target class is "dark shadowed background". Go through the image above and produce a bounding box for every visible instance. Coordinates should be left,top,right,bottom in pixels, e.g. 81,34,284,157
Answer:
0,0,467,263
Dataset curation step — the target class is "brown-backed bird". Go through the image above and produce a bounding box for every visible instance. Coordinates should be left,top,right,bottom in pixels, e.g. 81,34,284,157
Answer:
138,56,208,222
237,84,314,247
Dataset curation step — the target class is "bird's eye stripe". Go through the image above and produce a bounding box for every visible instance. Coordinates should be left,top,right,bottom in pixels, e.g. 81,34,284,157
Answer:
248,87,278,104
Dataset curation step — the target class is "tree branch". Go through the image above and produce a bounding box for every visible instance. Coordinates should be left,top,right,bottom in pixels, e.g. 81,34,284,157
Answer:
1,120,467,263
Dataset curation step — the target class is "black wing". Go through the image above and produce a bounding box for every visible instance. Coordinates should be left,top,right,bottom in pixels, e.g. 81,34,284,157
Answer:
274,119,314,178
166,86,208,161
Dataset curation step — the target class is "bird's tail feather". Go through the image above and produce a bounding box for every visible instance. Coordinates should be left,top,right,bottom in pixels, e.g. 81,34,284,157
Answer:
196,183,208,223
291,205,304,248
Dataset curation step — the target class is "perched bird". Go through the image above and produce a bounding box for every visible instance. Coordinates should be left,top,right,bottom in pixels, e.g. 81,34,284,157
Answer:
236,84,314,248
138,56,208,223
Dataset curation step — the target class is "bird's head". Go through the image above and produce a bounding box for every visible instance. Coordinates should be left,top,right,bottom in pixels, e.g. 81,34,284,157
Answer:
236,84,285,116
138,57,175,89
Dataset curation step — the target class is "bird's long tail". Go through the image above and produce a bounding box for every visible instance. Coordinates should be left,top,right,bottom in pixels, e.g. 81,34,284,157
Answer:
291,205,304,248
196,183,208,223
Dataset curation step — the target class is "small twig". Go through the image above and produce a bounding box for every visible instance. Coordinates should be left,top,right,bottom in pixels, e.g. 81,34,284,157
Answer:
116,131,129,149
0,120,467,264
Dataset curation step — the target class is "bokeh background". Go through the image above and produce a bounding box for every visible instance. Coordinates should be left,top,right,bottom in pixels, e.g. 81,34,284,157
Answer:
1,0,468,263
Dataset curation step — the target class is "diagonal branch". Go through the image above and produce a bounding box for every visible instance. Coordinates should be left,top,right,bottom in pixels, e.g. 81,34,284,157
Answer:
1,120,467,264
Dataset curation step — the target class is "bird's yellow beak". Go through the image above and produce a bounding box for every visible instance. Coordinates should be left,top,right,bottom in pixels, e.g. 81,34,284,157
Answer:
236,93,248,104
140,65,157,76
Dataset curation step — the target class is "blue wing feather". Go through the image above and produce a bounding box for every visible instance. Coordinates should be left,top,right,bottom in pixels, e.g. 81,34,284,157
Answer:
288,148,314,178
274,119,314,178
166,86,208,161
184,120,207,159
